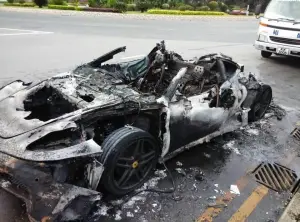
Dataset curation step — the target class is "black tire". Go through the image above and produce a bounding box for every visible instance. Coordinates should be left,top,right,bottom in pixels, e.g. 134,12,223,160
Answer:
99,126,159,196
248,84,272,122
261,51,272,58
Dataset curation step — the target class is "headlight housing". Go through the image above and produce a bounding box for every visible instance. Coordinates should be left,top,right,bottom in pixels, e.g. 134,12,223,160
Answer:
258,34,268,42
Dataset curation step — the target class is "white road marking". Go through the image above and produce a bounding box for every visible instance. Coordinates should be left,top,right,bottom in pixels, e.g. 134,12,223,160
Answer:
0,32,53,36
120,55,145,60
0,28,53,36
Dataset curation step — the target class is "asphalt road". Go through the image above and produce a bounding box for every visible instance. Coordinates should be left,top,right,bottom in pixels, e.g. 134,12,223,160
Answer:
0,9,300,222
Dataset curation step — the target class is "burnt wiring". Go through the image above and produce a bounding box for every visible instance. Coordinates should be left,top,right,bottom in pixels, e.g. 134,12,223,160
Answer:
153,64,166,93
214,84,220,107
111,161,176,209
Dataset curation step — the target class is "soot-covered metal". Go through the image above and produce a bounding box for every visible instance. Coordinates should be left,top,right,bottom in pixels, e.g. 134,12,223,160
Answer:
0,41,272,222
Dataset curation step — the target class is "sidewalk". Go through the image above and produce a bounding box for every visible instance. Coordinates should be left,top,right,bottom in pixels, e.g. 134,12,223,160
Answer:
0,6,257,21
278,190,300,222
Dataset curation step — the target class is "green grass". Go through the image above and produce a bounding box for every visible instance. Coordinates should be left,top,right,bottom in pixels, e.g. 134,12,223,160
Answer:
147,9,225,16
48,4,80,10
4,2,36,7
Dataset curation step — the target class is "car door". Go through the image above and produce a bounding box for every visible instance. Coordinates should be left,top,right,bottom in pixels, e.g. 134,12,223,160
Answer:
167,91,230,152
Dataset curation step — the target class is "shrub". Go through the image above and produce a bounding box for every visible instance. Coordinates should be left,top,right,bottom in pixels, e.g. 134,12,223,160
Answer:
115,1,126,11
218,2,228,12
88,0,103,7
175,2,184,7
19,0,25,4
185,4,193,10
147,9,225,15
126,3,135,10
88,0,96,7
178,5,193,11
178,5,185,11
7,0,14,3
49,0,64,5
48,4,76,9
168,0,176,8
228,5,234,10
162,3,169,9
208,1,218,11
34,0,47,8
196,6,209,11
107,0,116,7
136,1,149,12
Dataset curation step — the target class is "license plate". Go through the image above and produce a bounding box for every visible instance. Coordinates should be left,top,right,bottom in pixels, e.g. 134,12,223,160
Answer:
276,48,289,55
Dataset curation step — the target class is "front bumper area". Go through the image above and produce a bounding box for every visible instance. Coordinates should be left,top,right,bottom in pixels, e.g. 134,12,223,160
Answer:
0,159,101,222
254,40,300,58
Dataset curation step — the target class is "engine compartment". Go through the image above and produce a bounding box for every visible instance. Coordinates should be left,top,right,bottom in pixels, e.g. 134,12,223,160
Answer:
23,85,78,121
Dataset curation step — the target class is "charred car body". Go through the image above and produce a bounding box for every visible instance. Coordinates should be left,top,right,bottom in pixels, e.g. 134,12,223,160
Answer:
0,41,272,221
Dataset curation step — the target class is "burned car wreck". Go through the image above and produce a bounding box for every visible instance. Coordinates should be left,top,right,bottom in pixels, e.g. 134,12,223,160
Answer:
0,41,272,222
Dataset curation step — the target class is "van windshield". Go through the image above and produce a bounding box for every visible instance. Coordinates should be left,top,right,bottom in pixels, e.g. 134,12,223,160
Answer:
264,0,300,21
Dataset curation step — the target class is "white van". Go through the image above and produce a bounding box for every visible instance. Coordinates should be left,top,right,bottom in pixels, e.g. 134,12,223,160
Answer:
254,0,300,58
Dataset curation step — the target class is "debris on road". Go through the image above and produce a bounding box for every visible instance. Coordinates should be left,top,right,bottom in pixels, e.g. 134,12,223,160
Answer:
114,210,122,221
223,141,241,155
126,211,134,217
246,128,260,136
176,168,187,176
230,185,240,195
176,161,183,166
195,171,205,181
207,202,228,208
266,101,287,120
208,196,217,200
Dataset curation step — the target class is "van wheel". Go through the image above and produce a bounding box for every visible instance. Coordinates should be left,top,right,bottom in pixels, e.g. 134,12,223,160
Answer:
261,51,272,58
99,126,159,196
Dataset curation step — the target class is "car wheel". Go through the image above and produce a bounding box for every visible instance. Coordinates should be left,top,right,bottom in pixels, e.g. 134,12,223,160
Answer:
261,51,272,58
248,85,272,122
99,126,159,196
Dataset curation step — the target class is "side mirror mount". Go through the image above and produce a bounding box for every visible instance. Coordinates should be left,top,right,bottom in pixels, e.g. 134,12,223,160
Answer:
255,4,262,18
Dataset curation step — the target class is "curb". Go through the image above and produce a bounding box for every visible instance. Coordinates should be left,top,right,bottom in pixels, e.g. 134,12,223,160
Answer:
278,191,300,222
0,7,256,21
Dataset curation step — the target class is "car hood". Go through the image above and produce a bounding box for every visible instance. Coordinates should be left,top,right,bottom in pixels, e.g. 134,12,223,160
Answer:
0,70,148,138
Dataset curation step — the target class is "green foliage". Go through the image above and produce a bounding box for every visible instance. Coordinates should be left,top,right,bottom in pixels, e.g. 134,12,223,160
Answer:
88,0,102,7
147,9,225,15
136,0,149,12
167,0,176,8
126,3,136,10
48,0,64,5
107,0,116,7
4,2,36,6
196,6,209,11
19,0,25,4
207,0,218,11
88,0,95,7
162,3,169,9
228,5,234,10
146,0,163,8
178,4,193,11
48,4,76,9
7,0,14,3
115,1,126,11
218,2,228,12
